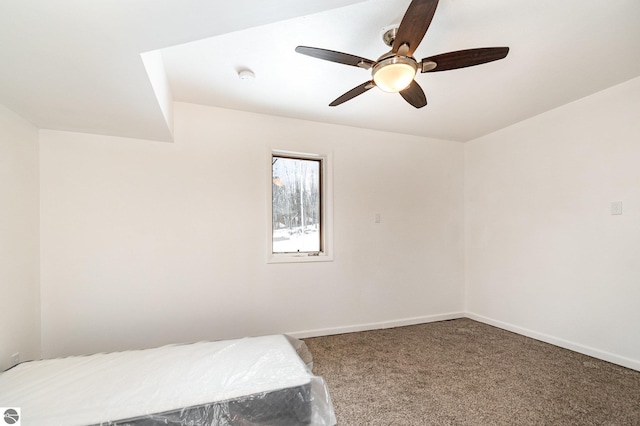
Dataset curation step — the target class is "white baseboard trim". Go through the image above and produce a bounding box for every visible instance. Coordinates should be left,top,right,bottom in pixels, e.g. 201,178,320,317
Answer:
287,311,639,371
286,312,466,339
466,312,640,372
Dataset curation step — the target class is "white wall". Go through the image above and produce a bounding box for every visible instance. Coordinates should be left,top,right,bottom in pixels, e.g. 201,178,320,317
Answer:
0,105,40,371
39,102,465,358
14,76,640,370
465,77,640,370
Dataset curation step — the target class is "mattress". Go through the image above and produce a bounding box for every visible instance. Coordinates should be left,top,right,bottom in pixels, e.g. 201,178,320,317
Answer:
0,335,336,425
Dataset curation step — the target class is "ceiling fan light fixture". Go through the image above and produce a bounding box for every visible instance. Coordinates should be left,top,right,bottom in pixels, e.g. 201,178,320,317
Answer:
295,0,509,108
372,57,417,93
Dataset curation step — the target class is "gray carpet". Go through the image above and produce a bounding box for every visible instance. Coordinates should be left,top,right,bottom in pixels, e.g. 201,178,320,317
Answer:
304,319,640,425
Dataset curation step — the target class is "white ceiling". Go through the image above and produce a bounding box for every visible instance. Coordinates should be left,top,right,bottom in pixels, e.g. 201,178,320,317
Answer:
2,0,640,143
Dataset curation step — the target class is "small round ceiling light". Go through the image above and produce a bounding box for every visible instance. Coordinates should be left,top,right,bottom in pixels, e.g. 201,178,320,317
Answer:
238,69,255,81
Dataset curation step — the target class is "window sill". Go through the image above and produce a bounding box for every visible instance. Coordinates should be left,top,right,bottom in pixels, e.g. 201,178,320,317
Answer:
267,253,334,264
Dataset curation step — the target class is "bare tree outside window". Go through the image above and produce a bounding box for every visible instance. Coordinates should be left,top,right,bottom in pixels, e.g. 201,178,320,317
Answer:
272,155,321,253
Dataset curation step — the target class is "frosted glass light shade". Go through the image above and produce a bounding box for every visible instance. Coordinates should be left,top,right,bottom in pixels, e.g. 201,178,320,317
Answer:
372,59,417,93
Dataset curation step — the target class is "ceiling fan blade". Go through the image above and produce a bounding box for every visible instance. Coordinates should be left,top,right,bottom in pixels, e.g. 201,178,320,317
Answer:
392,0,439,56
421,47,509,72
399,80,427,108
329,81,375,106
296,46,375,69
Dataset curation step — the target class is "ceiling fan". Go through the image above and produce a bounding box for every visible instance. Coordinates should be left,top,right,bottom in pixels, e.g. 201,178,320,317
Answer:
295,0,509,108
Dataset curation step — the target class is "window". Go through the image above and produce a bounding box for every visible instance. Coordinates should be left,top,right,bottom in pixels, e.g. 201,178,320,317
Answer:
268,150,333,263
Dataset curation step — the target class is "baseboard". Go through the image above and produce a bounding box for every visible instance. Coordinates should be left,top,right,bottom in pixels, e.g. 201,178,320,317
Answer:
287,312,466,339
466,312,640,372
288,311,639,371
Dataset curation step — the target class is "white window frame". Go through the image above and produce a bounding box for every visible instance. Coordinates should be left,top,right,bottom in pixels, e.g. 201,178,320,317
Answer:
267,149,333,263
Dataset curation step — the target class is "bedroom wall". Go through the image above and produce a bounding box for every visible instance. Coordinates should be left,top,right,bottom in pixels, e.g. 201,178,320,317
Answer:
465,76,640,370
0,105,40,371
39,102,465,358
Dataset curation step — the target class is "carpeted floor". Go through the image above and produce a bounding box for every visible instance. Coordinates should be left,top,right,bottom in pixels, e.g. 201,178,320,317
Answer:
304,318,640,425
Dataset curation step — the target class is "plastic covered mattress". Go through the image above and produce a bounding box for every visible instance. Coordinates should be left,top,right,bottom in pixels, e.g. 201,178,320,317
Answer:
0,335,336,425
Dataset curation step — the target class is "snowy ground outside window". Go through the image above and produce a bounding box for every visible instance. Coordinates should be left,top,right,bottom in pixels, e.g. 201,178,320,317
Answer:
273,227,320,253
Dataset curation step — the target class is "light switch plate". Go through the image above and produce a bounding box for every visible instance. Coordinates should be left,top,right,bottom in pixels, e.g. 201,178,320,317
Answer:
611,201,623,215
